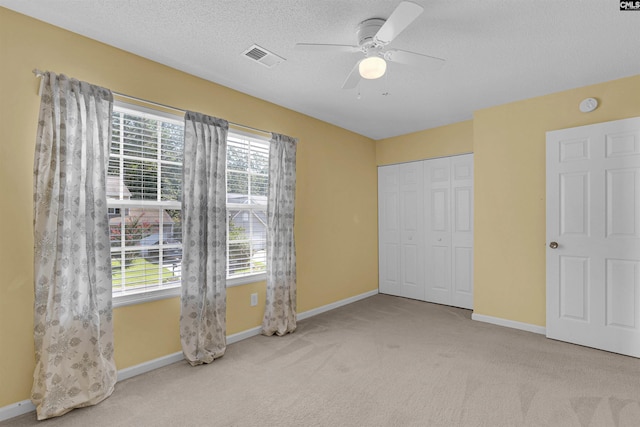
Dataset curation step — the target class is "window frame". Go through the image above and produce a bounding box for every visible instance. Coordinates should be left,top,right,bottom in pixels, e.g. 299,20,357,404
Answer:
109,102,268,308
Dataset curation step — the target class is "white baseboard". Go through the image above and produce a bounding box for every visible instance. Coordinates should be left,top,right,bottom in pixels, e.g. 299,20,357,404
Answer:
0,289,379,422
0,400,36,423
227,325,262,344
117,351,185,382
472,313,546,335
297,289,379,321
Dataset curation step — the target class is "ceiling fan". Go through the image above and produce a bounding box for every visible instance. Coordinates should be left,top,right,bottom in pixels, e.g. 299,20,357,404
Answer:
295,1,445,89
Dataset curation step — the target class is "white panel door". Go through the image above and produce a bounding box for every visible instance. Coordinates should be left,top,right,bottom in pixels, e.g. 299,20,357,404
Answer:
451,155,474,309
378,162,424,300
399,162,424,300
424,154,474,309
378,165,401,296
546,117,640,357
424,157,452,305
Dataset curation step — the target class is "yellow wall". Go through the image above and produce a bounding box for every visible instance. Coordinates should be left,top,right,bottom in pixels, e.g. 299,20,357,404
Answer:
0,8,378,407
376,120,473,165
473,74,640,326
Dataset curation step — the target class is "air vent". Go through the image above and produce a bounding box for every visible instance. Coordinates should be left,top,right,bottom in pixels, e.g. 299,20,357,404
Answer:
242,44,285,68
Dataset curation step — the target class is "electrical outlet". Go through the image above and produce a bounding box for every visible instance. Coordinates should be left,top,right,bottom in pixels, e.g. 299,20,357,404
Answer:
250,293,258,307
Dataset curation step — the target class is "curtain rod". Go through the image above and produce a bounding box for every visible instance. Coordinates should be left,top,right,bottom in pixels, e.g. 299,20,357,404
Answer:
32,68,272,137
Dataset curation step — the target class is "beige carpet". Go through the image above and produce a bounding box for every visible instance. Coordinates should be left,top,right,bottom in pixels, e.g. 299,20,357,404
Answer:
3,294,640,426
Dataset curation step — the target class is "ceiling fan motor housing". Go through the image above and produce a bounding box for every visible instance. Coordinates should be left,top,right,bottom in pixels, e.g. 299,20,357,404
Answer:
357,18,386,48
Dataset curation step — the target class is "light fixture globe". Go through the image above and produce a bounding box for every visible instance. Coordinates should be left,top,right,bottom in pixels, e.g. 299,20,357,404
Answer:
359,56,387,79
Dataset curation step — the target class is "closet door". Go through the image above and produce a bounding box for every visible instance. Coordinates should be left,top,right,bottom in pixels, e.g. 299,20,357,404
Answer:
424,157,452,305
398,162,424,300
378,162,424,300
378,165,401,296
451,155,474,309
423,154,474,309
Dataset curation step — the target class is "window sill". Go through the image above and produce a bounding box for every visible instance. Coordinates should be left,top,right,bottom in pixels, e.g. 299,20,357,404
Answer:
227,272,267,287
112,286,181,308
112,273,267,308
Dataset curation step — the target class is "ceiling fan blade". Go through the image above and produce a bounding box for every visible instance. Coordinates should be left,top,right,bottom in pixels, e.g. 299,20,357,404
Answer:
374,1,424,45
295,43,361,53
342,62,362,89
385,49,445,72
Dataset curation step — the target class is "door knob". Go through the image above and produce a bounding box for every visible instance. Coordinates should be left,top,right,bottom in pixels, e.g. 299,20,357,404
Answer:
549,241,559,249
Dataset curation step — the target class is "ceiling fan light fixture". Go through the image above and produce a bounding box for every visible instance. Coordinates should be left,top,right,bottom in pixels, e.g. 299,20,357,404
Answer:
359,56,387,79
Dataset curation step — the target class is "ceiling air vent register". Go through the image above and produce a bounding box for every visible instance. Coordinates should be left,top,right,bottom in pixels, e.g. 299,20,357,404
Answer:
242,44,285,68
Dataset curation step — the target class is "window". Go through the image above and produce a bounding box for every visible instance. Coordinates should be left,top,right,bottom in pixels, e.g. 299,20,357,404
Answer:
226,133,269,281
108,103,269,305
108,105,184,303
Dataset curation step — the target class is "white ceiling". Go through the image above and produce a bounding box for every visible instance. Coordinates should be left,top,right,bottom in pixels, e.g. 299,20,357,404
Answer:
2,1,639,140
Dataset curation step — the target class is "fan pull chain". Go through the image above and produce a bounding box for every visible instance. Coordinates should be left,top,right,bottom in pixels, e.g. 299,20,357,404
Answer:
382,70,390,96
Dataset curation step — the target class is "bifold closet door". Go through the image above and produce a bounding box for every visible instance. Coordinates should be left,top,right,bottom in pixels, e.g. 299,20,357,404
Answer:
450,155,474,309
399,162,424,300
378,162,424,300
379,155,472,308
378,165,401,296
424,157,452,305
424,154,474,309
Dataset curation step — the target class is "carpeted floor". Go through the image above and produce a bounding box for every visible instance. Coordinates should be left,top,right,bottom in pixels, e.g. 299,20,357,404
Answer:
3,294,640,426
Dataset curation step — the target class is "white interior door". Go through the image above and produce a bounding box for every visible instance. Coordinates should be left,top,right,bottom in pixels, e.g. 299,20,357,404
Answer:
451,155,474,309
378,162,424,299
546,117,640,357
378,165,401,296
424,154,474,309
424,157,452,305
399,162,424,300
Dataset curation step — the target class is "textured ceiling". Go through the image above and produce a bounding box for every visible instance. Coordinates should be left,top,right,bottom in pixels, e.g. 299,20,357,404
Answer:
1,0,639,139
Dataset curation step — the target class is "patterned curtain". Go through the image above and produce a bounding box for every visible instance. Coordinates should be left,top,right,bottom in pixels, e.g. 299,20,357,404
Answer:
180,112,228,365
32,72,116,420
262,133,298,336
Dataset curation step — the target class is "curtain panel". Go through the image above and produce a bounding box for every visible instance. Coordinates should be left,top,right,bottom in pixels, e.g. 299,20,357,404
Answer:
180,112,229,365
262,133,298,336
32,72,116,419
